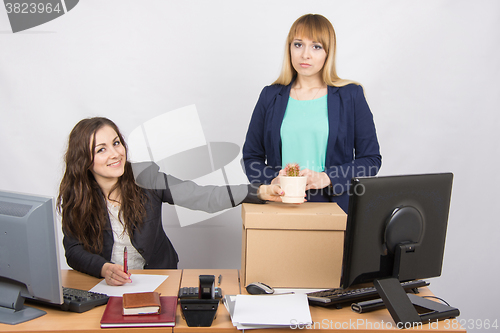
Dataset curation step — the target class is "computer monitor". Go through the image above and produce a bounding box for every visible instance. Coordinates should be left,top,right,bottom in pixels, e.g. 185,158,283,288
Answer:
0,190,63,325
340,173,459,326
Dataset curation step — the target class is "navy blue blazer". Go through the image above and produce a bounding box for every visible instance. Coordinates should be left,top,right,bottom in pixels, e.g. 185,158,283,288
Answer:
242,83,382,212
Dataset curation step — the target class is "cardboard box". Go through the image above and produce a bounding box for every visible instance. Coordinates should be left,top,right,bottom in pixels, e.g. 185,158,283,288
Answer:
241,202,347,289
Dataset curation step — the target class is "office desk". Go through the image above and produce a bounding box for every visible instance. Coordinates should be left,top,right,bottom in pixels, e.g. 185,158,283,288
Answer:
176,270,465,333
1,269,465,332
0,269,181,333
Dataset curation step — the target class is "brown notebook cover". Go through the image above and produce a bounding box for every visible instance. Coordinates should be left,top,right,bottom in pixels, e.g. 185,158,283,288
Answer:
101,296,177,328
122,291,161,315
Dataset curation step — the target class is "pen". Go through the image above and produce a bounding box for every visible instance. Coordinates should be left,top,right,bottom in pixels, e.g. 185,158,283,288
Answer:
124,246,128,274
218,274,222,286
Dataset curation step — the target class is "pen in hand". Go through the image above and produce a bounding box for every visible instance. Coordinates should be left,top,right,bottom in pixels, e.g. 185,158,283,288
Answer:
124,246,128,275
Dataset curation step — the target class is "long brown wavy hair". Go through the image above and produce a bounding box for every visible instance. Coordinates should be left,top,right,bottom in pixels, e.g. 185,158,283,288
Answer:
57,117,146,254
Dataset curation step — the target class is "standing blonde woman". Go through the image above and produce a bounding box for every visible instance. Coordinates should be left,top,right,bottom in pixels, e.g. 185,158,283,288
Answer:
242,14,381,213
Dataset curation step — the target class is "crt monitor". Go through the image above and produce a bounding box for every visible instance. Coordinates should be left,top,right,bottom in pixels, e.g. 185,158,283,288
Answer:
0,190,63,325
340,173,459,326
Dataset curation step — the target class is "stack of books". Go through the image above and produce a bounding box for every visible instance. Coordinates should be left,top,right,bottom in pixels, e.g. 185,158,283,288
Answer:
100,292,177,328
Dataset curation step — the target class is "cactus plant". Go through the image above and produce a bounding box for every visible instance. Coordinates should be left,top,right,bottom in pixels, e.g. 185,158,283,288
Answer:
284,163,300,177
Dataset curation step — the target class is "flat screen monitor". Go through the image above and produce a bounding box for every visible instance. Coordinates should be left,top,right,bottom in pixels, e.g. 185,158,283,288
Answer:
0,190,63,325
340,173,459,326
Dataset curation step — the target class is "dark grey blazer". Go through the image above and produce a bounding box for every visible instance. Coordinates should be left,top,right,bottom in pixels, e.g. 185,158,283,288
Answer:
63,162,263,278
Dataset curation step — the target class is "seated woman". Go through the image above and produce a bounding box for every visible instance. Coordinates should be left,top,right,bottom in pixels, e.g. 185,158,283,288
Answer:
58,117,283,285
242,14,382,212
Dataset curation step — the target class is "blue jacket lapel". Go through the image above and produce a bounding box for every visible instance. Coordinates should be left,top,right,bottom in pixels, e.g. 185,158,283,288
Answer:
326,85,340,167
271,84,292,167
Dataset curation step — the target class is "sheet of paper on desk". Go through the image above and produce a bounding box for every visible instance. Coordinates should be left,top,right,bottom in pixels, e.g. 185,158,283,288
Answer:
232,293,312,327
89,274,168,297
224,295,276,330
274,288,325,294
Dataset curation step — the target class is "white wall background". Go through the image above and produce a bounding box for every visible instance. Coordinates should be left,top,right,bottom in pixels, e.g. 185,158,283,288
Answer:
1,1,498,331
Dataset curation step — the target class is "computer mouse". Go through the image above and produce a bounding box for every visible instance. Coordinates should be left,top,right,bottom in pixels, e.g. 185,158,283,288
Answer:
245,282,274,295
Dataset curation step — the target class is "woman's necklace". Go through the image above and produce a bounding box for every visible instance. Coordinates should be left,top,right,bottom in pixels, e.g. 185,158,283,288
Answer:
293,86,323,101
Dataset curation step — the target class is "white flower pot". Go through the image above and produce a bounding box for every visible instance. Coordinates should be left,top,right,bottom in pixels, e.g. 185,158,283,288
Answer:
279,176,307,203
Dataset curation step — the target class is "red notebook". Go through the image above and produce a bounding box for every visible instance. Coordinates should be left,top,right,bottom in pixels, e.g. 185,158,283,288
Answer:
100,296,177,328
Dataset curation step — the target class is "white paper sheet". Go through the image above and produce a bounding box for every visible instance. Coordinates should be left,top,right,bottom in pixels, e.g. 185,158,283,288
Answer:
274,288,325,294
89,274,168,297
224,295,277,330
232,293,312,327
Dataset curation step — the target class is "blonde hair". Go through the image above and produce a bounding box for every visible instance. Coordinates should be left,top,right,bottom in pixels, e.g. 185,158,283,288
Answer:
273,14,357,87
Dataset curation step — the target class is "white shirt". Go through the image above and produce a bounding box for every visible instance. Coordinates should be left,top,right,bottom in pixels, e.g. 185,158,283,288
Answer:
107,202,146,270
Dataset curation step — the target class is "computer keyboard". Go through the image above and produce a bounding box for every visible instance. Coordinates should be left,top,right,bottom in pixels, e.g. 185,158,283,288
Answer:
27,287,109,313
59,287,109,312
307,280,429,307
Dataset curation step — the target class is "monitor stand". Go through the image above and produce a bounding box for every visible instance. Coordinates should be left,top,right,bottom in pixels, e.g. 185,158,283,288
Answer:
0,282,46,325
374,277,460,328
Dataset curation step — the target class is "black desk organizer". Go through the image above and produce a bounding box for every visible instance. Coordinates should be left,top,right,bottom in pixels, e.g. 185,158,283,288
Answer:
180,299,219,327
180,275,219,327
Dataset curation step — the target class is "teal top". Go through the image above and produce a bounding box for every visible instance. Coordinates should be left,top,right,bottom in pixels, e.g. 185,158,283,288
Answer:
280,95,329,173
